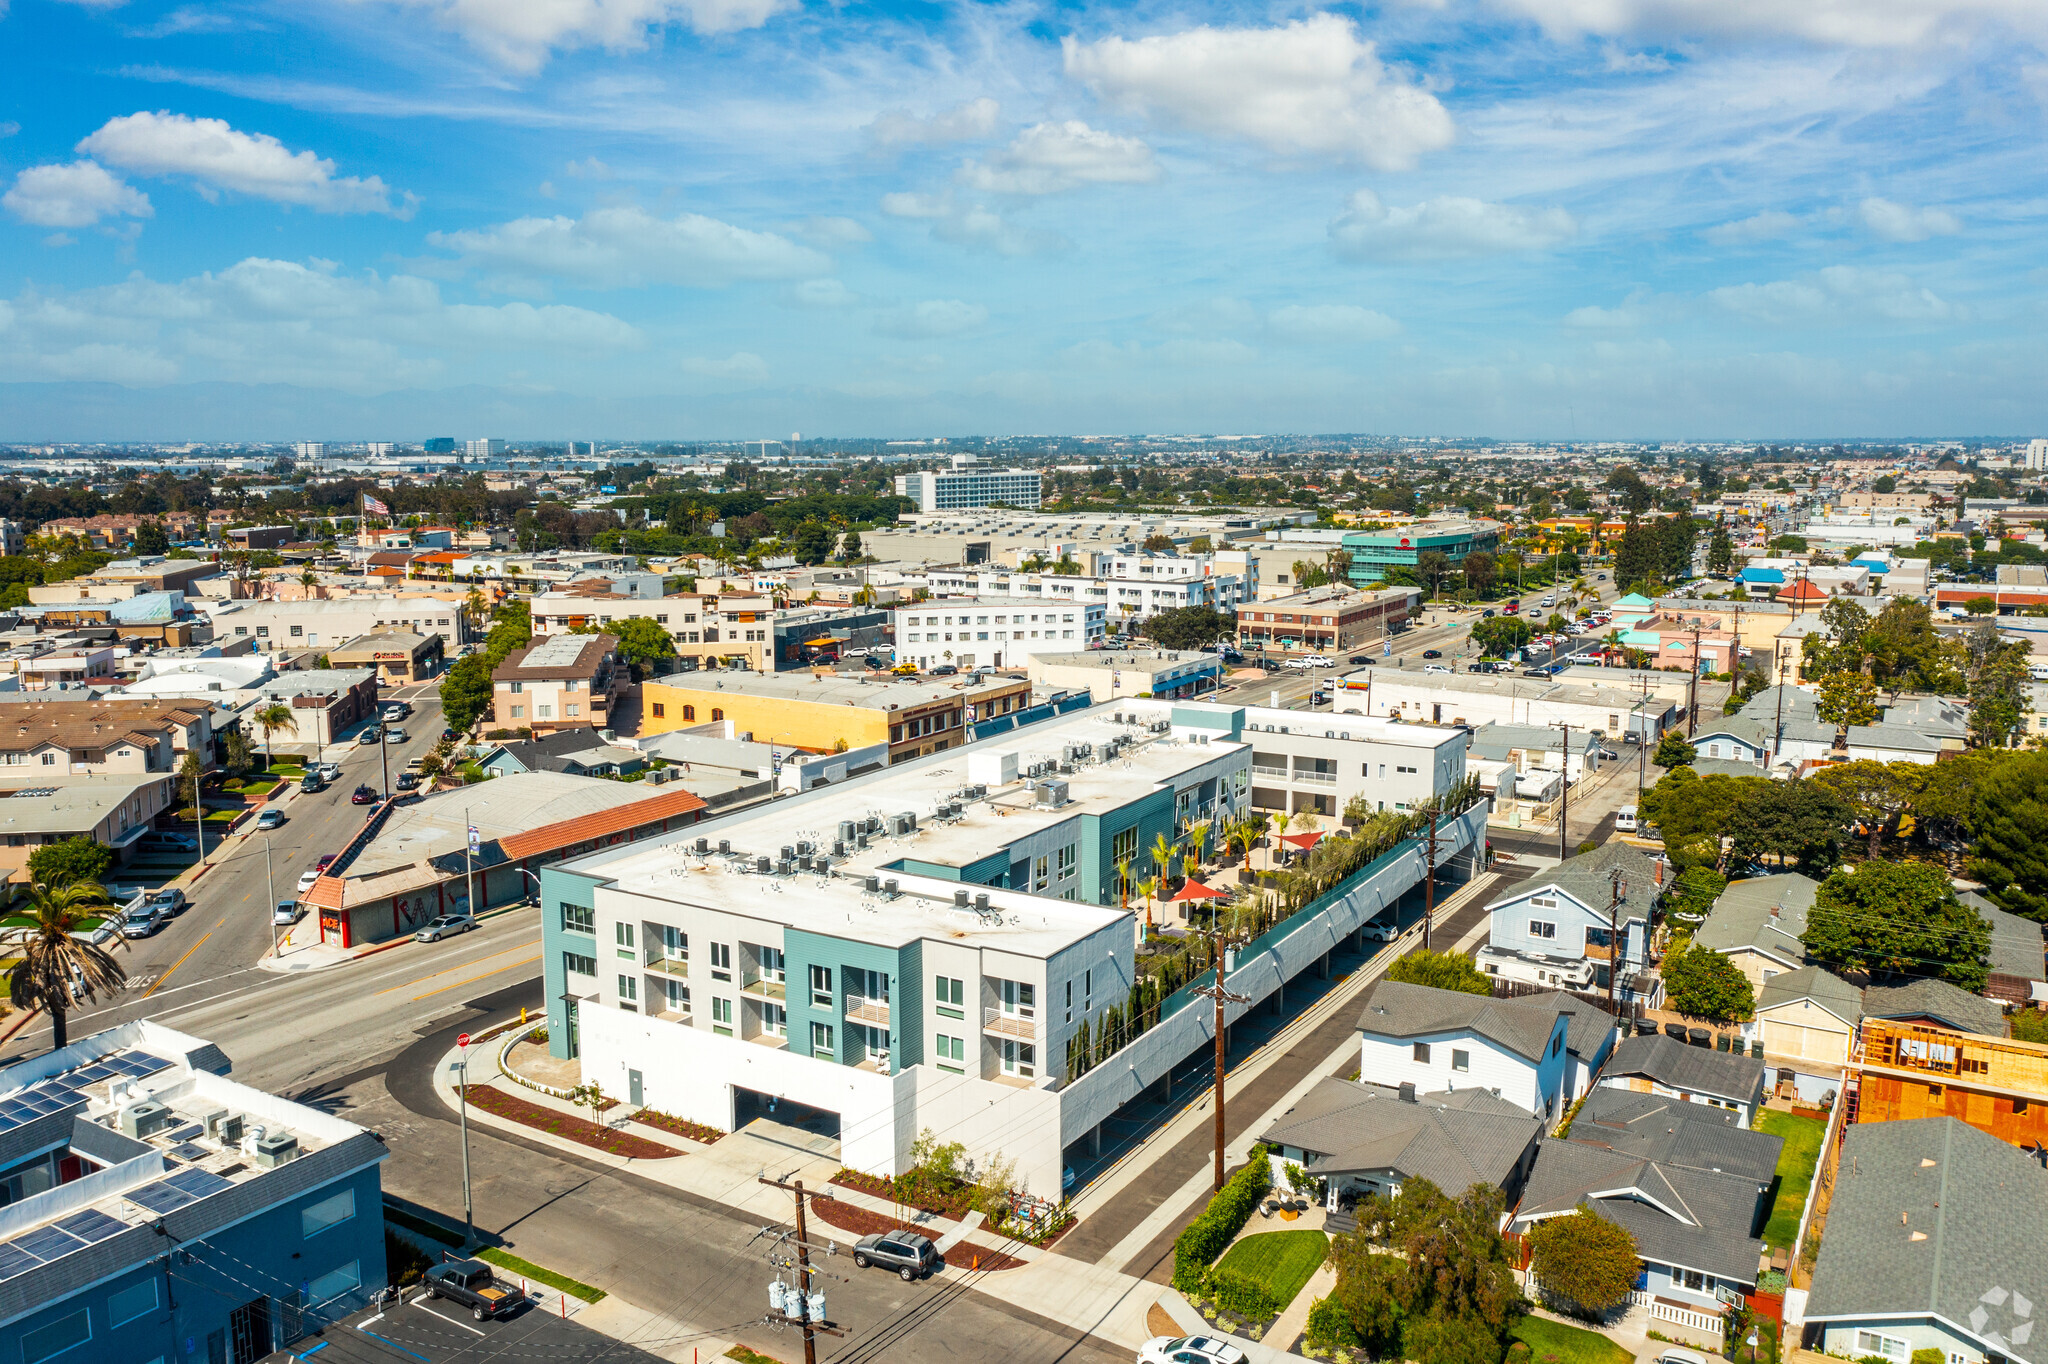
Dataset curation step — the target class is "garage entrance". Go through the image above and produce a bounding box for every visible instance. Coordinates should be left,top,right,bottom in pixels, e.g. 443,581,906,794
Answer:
734,1087,841,1142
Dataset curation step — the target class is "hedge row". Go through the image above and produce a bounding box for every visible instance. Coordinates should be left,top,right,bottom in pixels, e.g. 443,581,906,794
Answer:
1170,1145,1271,1292
1207,1265,1279,1321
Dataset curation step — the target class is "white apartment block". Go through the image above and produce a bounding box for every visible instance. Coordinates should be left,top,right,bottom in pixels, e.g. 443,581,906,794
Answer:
1341,669,1676,741
529,591,775,672
2029,439,2048,473
892,597,1107,670
1237,706,1467,820
464,438,508,460
198,597,475,654
893,457,1042,513
918,567,1250,622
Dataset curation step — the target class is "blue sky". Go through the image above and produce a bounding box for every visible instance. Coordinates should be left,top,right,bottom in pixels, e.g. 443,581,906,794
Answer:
1,0,2044,440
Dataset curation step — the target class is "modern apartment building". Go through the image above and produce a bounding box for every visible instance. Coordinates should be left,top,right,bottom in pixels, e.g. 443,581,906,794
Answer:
893,457,1042,513
528,591,776,672
0,1020,387,1364
1236,586,1419,656
539,698,1488,1195
1347,670,1676,740
491,634,623,735
891,597,1107,670
639,672,1032,765
919,565,1251,624
1238,706,1466,821
0,698,219,771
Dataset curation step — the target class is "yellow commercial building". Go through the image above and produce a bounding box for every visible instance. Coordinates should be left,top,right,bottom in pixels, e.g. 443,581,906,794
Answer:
641,671,1031,764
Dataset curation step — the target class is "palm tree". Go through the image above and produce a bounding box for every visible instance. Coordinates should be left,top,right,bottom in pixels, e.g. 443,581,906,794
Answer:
1115,858,1133,916
251,704,296,769
4,880,124,1049
298,567,317,590
1136,875,1160,934
1149,831,1177,896
464,587,488,627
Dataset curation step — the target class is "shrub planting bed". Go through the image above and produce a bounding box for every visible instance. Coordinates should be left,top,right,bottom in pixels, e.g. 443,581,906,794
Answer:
807,1198,1024,1270
461,1085,681,1159
830,1168,969,1219
632,1109,724,1144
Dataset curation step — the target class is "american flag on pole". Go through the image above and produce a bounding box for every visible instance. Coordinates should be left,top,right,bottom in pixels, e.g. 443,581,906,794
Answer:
363,493,390,516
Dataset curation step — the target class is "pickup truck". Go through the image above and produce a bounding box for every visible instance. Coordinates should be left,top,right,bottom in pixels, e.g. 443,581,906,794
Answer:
422,1258,522,1320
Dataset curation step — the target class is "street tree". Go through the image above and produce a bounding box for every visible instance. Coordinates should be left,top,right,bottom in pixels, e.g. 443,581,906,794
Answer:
1653,732,1697,769
1809,759,1924,859
26,837,113,889
1707,526,1735,576
251,702,297,767
439,652,496,733
1661,941,1755,1022
1470,616,1533,657
1142,606,1235,651
1527,1209,1642,1319
1415,550,1453,600
1804,861,1990,991
1386,948,1491,996
609,617,675,677
1462,551,1497,596
3,880,123,1050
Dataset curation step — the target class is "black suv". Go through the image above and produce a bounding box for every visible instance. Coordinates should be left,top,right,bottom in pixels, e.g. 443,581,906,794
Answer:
852,1232,937,1281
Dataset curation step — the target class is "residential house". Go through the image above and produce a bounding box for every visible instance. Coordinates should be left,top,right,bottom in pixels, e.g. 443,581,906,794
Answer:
1598,1033,1768,1128
1959,891,2048,1007
1690,874,1820,992
1259,1079,1545,1224
1754,965,1864,1101
491,634,623,736
1544,991,1623,1102
1860,978,2007,1039
1804,1117,2048,1364
1483,842,1661,997
1354,979,1573,1121
1851,1015,2048,1150
477,729,646,779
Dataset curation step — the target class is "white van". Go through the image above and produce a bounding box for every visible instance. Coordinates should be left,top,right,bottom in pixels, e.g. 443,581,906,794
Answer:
2030,662,2048,682
1615,805,1639,832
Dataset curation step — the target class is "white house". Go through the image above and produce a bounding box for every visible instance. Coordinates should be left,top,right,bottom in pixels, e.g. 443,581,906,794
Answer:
1354,979,1572,1121
1598,1033,1768,1129
1483,842,1660,999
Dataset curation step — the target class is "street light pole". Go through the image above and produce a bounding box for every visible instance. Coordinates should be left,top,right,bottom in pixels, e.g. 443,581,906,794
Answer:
454,1042,475,1249
263,832,280,952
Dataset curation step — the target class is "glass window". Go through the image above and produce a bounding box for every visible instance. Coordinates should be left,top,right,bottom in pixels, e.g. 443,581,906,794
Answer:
812,1021,835,1058
618,975,638,1002
1452,1049,1470,1072
936,1035,966,1073
301,1188,356,1237
711,997,732,1033
1529,920,1557,939
710,942,732,981
683,705,696,720
108,1279,158,1327
564,951,596,977
811,964,833,1006
652,703,665,718
561,904,593,934
308,1261,361,1307
763,1002,786,1036
616,922,634,948
21,1309,90,1364
1413,1042,1431,1063
935,976,963,1017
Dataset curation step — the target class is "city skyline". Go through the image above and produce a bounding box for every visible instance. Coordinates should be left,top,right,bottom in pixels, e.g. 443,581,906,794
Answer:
2,0,2043,440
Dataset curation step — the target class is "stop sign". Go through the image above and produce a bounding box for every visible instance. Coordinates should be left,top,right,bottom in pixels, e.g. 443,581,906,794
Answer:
457,1033,470,1049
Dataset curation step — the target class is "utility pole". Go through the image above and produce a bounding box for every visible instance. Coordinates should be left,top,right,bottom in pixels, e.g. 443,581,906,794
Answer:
1422,808,1440,951
758,1177,846,1364
1558,722,1572,860
1191,933,1250,1192
378,716,391,801
1772,658,1790,768
464,807,477,919
263,832,279,952
1605,868,1626,1010
1687,625,1703,737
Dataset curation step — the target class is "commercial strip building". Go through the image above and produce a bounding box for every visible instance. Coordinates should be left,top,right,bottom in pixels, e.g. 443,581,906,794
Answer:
1026,648,1223,704
326,630,441,685
1236,586,1419,656
890,597,1108,670
0,1019,386,1364
1341,669,1677,740
640,671,1033,765
490,634,623,736
304,770,709,947
198,596,477,655
539,698,1487,1194
918,561,1253,624
893,457,1043,513
528,590,778,672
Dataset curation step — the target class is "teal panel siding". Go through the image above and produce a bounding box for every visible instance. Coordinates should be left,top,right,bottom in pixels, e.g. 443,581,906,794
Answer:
1081,787,1175,908
897,940,925,1068
540,867,605,1059
783,928,914,1072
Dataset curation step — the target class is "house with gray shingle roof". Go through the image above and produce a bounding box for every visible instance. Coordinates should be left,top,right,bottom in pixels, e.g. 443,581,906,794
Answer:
1598,1033,1768,1128
1355,979,1573,1120
1258,1078,1545,1219
1806,1117,2048,1364
1691,873,1819,992
1862,978,2008,1039
1485,842,1661,1004
1959,891,2048,1007
1755,965,1863,1096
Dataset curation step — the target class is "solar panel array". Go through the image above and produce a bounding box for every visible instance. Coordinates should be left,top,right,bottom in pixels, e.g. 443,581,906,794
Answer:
125,1167,232,1216
0,1208,131,1280
0,1051,173,1134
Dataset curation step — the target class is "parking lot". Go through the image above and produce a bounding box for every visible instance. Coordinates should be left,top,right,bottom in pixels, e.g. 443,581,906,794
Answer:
278,1290,678,1363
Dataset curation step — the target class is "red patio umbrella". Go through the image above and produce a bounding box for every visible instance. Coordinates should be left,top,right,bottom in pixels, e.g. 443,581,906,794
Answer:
1172,878,1229,902
1278,830,1327,852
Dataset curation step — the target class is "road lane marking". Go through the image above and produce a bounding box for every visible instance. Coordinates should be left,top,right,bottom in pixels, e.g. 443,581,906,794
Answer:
410,1297,487,1335
409,953,540,1002
140,928,215,999
374,942,539,997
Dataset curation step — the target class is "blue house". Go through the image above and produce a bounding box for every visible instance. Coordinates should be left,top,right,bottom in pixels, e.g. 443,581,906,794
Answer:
1483,842,1660,998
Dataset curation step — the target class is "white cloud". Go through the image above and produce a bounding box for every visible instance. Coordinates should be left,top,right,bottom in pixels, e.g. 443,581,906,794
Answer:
3,161,153,228
789,278,859,307
875,299,988,338
564,156,614,180
866,98,1001,149
879,192,950,219
1478,0,2047,48
1063,14,1453,170
1563,289,1664,328
0,256,640,391
680,350,769,382
1709,265,1960,326
79,112,411,216
1858,196,1962,242
1150,297,1260,335
1703,210,1802,245
796,216,871,247
957,121,1160,195
428,204,830,291
1266,304,1400,343
354,0,788,71
1329,190,1577,261
879,193,1066,255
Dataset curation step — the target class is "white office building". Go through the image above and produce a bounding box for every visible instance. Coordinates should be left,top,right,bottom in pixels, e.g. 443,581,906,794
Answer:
464,438,508,461
892,597,1107,670
2029,439,2048,472
292,442,326,460
918,566,1250,623
893,457,1043,514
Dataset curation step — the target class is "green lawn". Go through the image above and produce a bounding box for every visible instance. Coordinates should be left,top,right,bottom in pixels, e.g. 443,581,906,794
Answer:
1755,1109,1827,1252
1214,1230,1328,1314
1512,1315,1637,1364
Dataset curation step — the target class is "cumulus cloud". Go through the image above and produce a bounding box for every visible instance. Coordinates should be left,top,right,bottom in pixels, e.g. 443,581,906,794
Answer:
428,205,830,291
1703,210,1803,245
1479,0,2046,48
0,256,640,391
956,121,1160,195
866,98,1001,149
1708,265,1960,326
1858,196,1962,242
680,351,769,382
789,277,859,307
879,193,1067,255
796,216,871,247
3,161,153,229
355,0,787,71
875,299,988,338
1564,289,1662,329
79,112,412,216
1063,14,1453,170
1266,303,1400,343
1329,190,1577,261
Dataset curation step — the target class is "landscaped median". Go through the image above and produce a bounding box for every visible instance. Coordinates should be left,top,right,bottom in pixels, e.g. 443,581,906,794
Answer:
384,1200,607,1303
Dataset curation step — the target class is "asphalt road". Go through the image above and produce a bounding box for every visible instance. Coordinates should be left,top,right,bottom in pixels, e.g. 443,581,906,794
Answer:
0,682,450,1061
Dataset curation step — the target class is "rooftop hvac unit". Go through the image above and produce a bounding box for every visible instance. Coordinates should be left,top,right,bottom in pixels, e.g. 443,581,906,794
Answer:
954,889,971,907
776,859,794,876
780,845,795,861
863,874,881,893
183,1103,228,1136
838,820,856,843
1057,762,1075,774
718,839,731,854
755,855,772,874
118,1101,171,1139
973,891,990,912
856,832,871,849
696,837,710,854
796,854,813,871
883,878,899,897
252,1131,299,1169
1035,779,1069,809
813,856,832,874
208,1111,244,1144
796,839,814,856
833,840,847,858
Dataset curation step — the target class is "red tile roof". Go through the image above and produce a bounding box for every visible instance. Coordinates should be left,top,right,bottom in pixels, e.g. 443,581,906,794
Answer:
499,785,707,861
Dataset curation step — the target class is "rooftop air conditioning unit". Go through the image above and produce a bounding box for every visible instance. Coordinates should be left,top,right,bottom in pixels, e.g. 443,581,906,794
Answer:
899,811,918,831
207,1111,244,1145
838,820,856,843
856,832,871,849
755,855,772,874
973,891,990,912
954,889,971,907
863,874,881,893
796,840,814,856
718,839,731,854
118,1101,171,1139
776,859,794,876
1035,779,1069,809
883,878,899,897
696,837,710,854
252,1131,300,1169
780,845,795,861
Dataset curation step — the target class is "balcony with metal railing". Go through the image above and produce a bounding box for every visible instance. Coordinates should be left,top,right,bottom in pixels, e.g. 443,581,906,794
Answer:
644,955,690,980
983,1006,1038,1039
844,993,891,1027
740,969,787,1002
1251,764,1290,780
1290,769,1338,785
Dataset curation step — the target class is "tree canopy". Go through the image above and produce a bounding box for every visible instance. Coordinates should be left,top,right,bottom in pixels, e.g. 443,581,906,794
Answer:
1803,862,1990,991
1527,1209,1641,1319
1328,1179,1521,1364
1386,948,1492,996
1661,941,1755,1022
1142,606,1236,651
26,837,113,889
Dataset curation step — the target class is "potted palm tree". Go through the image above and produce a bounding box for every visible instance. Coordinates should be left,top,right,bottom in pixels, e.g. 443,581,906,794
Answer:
4,879,124,1049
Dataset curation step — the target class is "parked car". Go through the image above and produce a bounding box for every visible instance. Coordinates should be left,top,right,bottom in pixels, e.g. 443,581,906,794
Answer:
120,900,166,939
144,888,186,916
297,869,322,893
358,727,384,746
316,853,338,873
414,915,476,943
351,784,379,805
1138,1336,1248,1364
316,761,343,782
384,728,408,744
397,771,423,791
300,773,325,794
1358,918,1397,942
930,664,958,677
440,728,456,742
1422,664,1451,675
273,901,301,927
382,701,412,721
851,1231,937,1281
140,831,199,853
422,1259,521,1322
255,809,286,830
